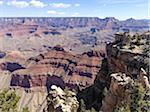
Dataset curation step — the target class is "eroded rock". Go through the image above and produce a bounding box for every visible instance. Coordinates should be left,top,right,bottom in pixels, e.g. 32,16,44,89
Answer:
48,85,79,112
101,73,132,112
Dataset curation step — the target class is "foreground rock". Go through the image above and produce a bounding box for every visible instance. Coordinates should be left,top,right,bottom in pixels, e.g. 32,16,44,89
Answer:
78,31,150,111
101,73,132,112
47,85,79,112
100,32,150,111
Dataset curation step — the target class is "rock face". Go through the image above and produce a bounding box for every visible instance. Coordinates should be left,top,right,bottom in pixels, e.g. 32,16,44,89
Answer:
101,73,132,112
0,17,149,31
106,32,149,78
0,43,105,112
11,46,103,90
78,31,150,111
47,85,79,112
99,32,150,111
139,68,150,90
0,17,149,112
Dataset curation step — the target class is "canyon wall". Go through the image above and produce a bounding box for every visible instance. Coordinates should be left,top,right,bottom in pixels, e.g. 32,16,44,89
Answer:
78,31,150,111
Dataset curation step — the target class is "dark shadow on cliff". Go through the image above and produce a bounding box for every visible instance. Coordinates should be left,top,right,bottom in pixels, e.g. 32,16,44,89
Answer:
4,62,25,72
77,58,111,111
46,75,65,92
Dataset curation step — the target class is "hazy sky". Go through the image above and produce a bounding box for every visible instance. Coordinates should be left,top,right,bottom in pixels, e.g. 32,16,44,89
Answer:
0,0,149,20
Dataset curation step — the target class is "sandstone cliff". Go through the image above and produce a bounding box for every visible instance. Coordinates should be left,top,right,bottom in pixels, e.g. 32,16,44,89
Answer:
78,31,150,111
11,46,103,91
100,32,150,112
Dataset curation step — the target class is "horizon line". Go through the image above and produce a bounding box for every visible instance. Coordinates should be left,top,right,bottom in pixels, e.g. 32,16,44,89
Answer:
0,17,149,21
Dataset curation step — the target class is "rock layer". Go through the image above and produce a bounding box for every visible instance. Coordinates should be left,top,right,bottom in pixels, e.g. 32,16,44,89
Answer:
101,73,132,112
78,31,150,111
100,32,150,111
11,46,103,90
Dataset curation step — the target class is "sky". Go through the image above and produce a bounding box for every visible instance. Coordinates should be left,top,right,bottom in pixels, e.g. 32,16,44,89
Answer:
0,0,149,20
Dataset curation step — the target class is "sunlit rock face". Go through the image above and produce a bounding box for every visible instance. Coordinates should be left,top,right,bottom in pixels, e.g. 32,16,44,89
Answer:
47,85,79,112
138,68,150,90
106,32,150,78
10,46,104,90
101,73,132,112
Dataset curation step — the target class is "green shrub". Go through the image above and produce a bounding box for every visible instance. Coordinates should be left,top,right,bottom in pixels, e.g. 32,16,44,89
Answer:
113,82,150,112
22,107,30,112
0,90,20,112
0,90,30,112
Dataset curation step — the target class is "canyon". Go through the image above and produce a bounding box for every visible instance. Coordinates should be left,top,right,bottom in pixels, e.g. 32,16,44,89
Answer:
0,17,149,112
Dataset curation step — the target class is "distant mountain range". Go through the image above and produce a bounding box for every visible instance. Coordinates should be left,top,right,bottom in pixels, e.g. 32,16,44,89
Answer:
0,17,149,32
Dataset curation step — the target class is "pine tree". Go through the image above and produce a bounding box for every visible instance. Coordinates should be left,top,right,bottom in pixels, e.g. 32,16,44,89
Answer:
0,90,30,112
113,82,150,112
0,90,20,112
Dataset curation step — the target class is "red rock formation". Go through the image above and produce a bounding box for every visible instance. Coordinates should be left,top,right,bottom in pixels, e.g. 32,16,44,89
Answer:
11,46,103,89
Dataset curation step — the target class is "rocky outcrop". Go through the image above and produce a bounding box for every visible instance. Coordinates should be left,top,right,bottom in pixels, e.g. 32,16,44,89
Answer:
106,32,149,78
100,32,150,111
101,73,132,112
47,85,79,112
78,32,150,111
139,68,150,90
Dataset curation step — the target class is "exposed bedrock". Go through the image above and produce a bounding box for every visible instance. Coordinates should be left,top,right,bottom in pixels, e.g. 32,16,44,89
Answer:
77,31,150,111
1,32,149,112
10,45,104,90
100,32,150,111
101,73,132,112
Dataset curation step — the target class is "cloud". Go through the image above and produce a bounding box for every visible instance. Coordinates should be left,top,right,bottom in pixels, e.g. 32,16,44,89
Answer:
7,1,79,9
7,0,47,8
74,3,80,7
29,0,47,8
50,3,71,8
0,1,3,5
7,1,29,8
47,10,65,15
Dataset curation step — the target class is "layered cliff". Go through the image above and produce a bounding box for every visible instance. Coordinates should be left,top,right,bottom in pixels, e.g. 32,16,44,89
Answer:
0,31,149,112
78,31,150,111
0,17,149,31
100,31,150,112
11,46,104,90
